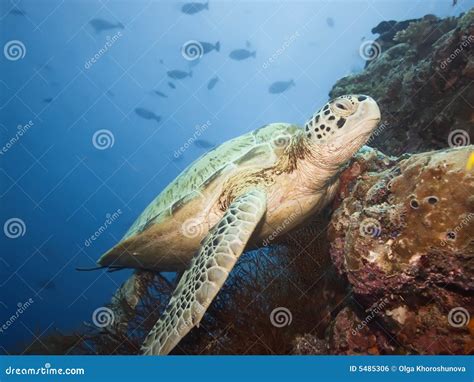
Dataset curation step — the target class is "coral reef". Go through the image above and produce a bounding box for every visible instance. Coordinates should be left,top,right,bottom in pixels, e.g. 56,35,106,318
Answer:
327,145,473,355
331,10,474,156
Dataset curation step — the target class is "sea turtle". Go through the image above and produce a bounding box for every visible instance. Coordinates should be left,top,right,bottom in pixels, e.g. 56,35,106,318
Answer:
97,94,381,355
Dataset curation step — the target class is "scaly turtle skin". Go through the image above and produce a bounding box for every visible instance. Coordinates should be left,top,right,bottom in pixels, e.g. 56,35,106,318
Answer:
97,95,381,355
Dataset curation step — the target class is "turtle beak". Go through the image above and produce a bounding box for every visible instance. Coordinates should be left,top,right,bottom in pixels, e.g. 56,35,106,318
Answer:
359,95,381,124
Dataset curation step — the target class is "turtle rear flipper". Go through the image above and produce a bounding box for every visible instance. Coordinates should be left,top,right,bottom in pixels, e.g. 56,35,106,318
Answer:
141,189,267,355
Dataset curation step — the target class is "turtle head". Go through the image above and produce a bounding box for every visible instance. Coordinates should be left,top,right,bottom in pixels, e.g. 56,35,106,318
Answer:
304,95,381,168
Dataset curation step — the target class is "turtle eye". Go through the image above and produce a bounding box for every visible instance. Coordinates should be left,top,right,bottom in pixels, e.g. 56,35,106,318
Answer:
330,98,356,117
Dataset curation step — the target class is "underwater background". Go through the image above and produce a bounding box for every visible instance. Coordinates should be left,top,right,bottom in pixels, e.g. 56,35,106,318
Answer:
0,0,472,354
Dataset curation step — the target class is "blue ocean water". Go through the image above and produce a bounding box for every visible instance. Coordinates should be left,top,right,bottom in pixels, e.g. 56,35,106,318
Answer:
0,0,468,353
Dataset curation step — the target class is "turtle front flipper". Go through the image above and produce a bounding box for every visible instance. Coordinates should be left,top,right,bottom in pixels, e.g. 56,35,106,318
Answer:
141,189,267,355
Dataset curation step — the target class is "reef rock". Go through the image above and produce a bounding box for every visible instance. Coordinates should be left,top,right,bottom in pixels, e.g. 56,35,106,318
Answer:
327,145,474,354
330,10,474,155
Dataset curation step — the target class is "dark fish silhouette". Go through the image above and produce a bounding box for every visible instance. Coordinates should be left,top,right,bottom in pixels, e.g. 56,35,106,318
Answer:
37,278,56,291
326,17,335,27
268,79,295,94
89,18,124,33
181,2,209,15
43,97,53,103
207,76,219,90
106,90,115,97
167,70,192,79
9,8,26,16
153,90,168,98
168,82,176,89
199,41,220,54
194,139,215,149
135,108,161,124
229,49,256,61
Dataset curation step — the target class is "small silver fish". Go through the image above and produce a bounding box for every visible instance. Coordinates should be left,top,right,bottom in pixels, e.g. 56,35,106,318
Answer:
89,18,124,33
135,108,161,124
229,49,256,61
268,79,295,94
181,2,209,15
207,76,219,90
167,70,192,79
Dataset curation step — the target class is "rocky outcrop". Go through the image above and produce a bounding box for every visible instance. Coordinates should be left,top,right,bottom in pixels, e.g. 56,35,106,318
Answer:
330,10,474,156
310,145,473,355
